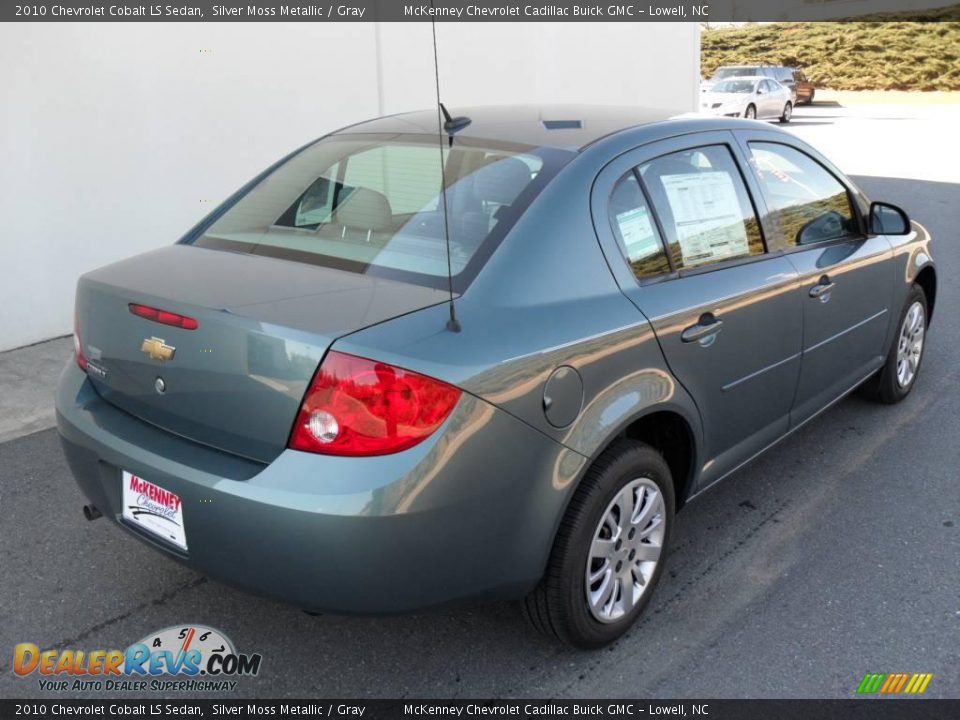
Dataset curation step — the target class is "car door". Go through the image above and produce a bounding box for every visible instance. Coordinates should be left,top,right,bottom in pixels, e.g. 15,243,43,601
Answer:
734,131,895,426
756,80,775,118
773,81,790,109
591,132,803,490
768,81,788,116
794,71,813,102
751,81,768,117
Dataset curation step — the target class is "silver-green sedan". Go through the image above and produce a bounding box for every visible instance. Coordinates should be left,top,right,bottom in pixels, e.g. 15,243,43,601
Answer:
57,106,936,647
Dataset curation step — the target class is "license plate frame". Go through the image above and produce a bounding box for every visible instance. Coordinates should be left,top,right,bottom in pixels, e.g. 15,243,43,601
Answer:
121,470,188,552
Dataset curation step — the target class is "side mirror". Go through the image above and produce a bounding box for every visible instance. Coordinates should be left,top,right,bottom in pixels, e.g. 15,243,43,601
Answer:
869,201,911,235
756,88,764,94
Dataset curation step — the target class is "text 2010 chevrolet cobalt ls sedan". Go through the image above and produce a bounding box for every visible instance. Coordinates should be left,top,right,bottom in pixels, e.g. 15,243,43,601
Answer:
57,106,936,647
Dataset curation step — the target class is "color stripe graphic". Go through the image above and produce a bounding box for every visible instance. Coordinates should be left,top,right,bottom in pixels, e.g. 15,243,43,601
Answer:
857,672,933,694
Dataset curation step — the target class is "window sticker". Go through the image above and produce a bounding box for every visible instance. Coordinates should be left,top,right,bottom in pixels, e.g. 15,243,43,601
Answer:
615,205,661,263
661,171,749,266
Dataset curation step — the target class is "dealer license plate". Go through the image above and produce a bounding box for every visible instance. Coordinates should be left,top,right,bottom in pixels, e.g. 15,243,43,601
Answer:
121,470,188,551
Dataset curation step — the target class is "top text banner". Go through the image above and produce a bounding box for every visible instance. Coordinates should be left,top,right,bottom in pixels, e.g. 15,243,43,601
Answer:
4,0,959,22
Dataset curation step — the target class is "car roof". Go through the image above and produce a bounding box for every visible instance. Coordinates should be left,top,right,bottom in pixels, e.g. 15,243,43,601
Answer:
331,105,683,152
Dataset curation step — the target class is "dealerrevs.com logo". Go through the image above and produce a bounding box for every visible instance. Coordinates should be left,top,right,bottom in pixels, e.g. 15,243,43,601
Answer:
13,625,262,693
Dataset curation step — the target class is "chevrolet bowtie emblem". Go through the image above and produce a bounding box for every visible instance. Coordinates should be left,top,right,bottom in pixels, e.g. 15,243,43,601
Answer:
141,337,175,362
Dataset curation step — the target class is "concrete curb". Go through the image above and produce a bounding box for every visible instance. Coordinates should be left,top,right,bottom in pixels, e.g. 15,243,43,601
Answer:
0,336,72,444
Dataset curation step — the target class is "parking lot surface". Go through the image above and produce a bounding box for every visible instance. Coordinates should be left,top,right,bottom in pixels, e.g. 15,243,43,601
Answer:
1,101,958,699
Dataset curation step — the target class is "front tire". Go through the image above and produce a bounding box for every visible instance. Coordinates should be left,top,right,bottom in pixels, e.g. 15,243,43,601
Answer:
744,104,757,119
779,102,793,123
859,284,928,404
523,440,675,648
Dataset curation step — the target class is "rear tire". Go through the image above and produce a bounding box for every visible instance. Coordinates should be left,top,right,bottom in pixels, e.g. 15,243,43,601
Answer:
744,104,757,120
523,440,675,648
804,89,815,105
779,102,793,123
858,284,927,404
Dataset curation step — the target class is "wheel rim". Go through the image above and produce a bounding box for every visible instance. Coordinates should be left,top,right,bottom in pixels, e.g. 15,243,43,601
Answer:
746,106,755,119
585,478,666,624
784,103,792,120
896,301,925,388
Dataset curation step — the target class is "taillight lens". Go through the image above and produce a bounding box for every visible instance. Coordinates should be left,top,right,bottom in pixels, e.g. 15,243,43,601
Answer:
74,306,88,371
288,351,462,456
129,303,199,330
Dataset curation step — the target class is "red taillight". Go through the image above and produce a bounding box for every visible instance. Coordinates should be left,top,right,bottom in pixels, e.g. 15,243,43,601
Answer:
128,303,199,330
288,351,462,456
74,306,88,371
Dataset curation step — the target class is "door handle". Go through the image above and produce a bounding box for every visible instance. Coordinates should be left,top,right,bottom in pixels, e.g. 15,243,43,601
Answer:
681,314,724,343
809,275,836,300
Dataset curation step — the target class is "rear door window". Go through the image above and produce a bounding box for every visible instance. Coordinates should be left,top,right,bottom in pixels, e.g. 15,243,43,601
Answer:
607,172,671,279
638,145,765,269
747,142,859,250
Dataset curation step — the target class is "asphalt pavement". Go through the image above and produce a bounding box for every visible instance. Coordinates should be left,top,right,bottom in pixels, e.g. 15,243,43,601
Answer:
1,101,958,699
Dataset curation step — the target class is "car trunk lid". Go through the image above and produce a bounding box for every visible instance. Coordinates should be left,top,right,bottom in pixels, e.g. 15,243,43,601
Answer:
75,245,449,462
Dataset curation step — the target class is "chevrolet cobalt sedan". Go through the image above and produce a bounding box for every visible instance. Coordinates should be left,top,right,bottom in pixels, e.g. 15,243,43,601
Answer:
58,106,935,647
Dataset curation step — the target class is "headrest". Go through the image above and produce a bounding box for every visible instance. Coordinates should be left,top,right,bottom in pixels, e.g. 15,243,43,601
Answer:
472,157,532,206
335,188,393,231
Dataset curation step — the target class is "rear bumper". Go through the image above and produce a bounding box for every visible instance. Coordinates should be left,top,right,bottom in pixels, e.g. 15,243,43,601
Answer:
56,360,587,613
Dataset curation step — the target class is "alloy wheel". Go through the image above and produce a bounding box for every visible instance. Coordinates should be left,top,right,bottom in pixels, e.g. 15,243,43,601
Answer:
585,478,666,623
896,301,925,388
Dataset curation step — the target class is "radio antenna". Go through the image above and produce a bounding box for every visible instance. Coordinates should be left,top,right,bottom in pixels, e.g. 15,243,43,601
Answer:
430,9,466,333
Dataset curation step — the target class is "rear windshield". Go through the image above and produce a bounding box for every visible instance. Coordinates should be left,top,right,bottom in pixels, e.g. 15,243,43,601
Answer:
189,133,572,291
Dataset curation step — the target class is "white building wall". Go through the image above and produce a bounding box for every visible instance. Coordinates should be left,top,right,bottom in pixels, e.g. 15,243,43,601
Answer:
0,21,698,352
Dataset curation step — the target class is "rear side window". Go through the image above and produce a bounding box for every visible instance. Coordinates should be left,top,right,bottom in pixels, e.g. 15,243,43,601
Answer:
638,145,765,269
747,142,858,250
192,135,570,291
608,172,671,279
